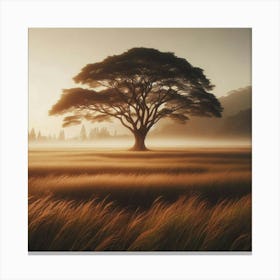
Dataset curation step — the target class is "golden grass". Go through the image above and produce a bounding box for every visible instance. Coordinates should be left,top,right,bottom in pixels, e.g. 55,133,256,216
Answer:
28,148,252,251
29,171,251,207
28,194,251,251
29,172,250,191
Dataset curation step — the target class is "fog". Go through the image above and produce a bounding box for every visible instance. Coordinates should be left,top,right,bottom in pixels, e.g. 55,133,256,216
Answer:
29,137,251,150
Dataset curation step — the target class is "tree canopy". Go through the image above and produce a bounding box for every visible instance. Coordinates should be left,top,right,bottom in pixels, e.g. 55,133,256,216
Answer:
49,47,223,150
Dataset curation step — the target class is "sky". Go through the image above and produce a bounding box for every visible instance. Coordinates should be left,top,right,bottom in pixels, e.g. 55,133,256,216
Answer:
29,28,252,137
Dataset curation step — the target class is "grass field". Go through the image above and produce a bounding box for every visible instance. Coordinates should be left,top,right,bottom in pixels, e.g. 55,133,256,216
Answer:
28,147,252,251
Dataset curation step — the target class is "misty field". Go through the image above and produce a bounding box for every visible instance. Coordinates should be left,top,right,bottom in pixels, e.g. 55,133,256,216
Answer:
28,147,251,251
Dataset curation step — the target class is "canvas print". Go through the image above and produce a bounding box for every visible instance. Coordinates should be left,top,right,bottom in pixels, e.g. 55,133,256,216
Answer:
28,28,252,251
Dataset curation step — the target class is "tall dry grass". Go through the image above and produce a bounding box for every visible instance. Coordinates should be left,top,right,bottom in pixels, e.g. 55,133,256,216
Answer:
28,148,251,177
28,194,251,251
28,148,252,251
29,172,251,208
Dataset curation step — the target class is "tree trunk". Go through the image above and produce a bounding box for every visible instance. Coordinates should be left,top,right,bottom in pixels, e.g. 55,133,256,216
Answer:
131,131,148,151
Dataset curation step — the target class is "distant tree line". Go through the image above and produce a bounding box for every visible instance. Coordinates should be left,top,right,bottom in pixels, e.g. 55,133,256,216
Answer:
28,125,118,142
28,128,64,142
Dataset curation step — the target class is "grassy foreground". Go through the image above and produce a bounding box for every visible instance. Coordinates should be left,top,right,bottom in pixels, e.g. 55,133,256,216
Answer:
28,147,252,251
29,194,251,251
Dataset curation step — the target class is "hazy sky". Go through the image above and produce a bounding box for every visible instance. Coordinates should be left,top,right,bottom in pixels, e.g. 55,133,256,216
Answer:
29,28,251,137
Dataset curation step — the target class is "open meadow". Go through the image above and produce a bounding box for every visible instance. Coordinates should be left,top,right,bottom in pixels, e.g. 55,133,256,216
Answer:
28,147,252,251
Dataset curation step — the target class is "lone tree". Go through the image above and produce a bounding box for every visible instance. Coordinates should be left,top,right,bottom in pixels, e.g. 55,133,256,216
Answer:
49,48,222,151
